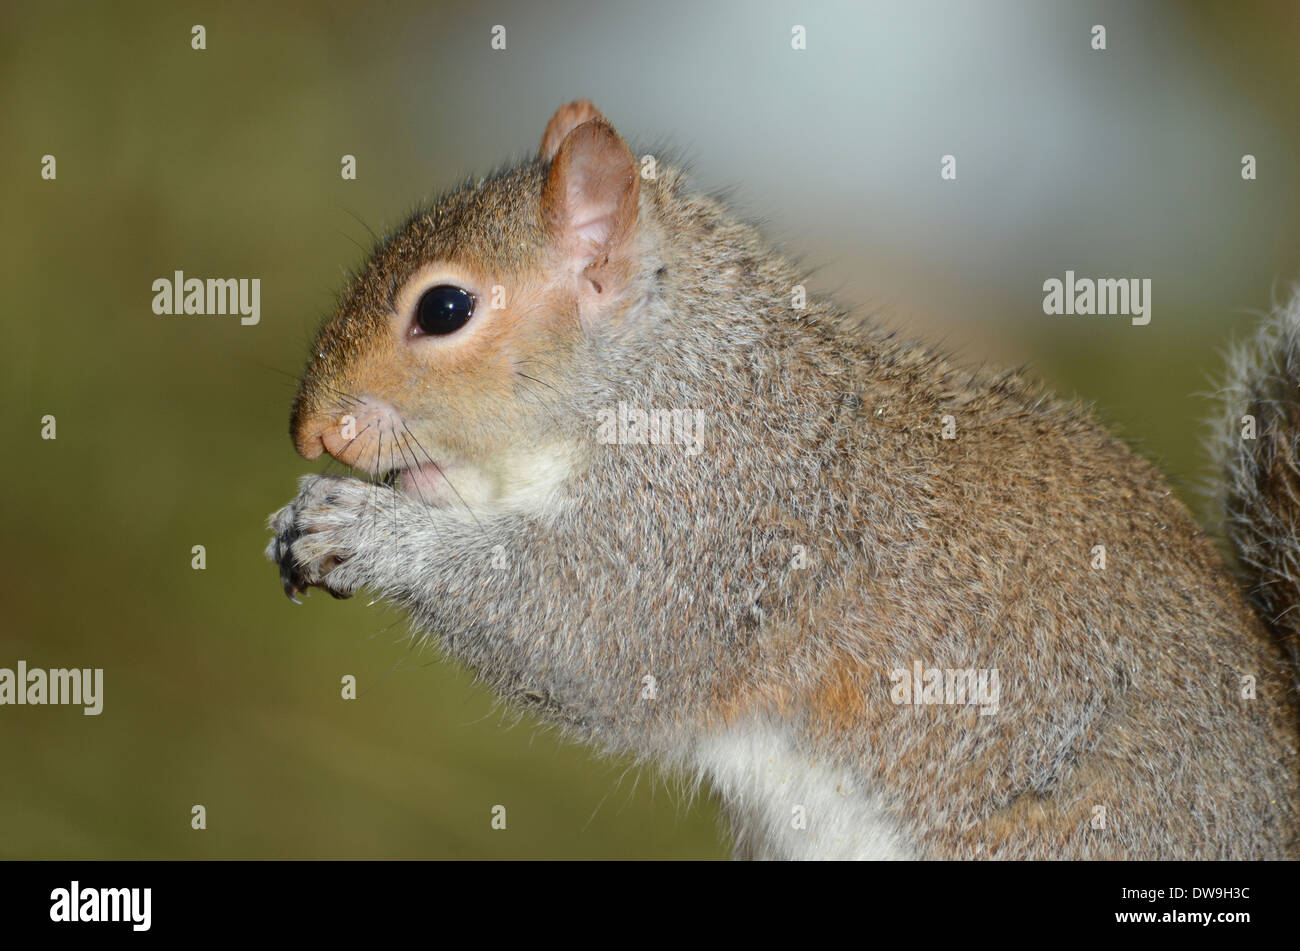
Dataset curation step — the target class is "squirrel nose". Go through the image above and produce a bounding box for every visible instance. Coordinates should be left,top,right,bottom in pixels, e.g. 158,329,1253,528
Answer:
291,398,405,469
292,412,330,461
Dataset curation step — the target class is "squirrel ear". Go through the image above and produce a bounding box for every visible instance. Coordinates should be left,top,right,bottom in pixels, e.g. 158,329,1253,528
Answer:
539,100,606,161
542,118,640,295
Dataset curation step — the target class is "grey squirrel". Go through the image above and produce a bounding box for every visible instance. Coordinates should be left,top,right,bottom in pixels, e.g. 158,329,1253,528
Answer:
267,100,1299,859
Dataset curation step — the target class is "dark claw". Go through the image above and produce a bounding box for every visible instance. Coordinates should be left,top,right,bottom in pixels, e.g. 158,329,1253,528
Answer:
271,519,308,603
278,559,306,603
271,520,353,602
280,569,305,604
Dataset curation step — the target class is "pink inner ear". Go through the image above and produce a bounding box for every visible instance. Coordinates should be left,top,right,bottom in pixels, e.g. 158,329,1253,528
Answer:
544,120,639,275
572,215,615,250
567,176,618,252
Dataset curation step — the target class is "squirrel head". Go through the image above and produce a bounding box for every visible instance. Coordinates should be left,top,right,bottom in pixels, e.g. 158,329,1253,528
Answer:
289,100,644,508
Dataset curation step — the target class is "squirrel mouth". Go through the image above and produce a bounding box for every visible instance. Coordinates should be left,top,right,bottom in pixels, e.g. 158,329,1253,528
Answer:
376,461,450,501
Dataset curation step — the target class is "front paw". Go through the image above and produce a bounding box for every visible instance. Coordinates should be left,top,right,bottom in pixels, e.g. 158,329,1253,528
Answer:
265,474,381,602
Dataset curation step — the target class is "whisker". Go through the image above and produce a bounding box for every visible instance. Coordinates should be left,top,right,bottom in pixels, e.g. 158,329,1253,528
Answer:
320,384,365,408
515,371,561,395
241,358,308,383
339,420,376,456
378,429,396,533
337,229,371,257
394,429,437,512
514,376,562,428
403,424,483,530
339,206,383,247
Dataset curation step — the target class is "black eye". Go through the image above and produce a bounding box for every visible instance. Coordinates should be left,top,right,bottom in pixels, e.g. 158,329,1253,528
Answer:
414,285,475,336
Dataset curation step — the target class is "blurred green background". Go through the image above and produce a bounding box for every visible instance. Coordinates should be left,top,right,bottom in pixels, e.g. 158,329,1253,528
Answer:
1,0,1298,858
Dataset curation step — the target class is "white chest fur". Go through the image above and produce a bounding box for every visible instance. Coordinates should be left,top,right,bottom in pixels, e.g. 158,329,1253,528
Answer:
694,723,914,860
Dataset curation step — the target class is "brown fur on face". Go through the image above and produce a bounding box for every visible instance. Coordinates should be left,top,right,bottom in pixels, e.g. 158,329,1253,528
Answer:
290,165,589,479
290,110,642,487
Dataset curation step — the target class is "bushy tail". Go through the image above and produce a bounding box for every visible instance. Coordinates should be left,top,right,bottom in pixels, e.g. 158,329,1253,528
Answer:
1219,289,1300,679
